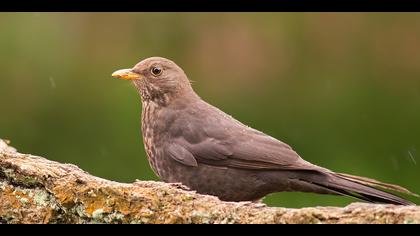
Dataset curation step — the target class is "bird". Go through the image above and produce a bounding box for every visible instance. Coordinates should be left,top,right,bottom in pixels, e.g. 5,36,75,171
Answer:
112,57,417,205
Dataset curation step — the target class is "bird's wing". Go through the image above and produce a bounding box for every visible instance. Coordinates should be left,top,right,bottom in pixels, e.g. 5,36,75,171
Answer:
166,142,198,167
194,128,319,170
223,130,318,170
166,103,321,171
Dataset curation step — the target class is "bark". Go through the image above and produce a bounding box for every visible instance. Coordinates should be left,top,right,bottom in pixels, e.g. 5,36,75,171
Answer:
0,139,419,224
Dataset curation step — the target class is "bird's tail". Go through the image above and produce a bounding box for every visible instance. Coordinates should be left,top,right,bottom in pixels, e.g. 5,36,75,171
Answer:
299,170,418,206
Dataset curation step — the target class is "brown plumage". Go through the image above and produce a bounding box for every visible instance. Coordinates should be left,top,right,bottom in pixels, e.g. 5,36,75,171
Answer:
112,57,417,205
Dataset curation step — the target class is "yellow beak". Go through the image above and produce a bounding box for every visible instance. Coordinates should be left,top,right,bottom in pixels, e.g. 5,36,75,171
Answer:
111,69,141,80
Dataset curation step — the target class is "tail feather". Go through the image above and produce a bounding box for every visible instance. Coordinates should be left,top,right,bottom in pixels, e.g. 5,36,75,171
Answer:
299,171,417,206
307,182,383,204
334,172,419,197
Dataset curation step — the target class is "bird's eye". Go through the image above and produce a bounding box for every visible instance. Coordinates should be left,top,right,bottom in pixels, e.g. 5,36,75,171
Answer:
151,66,162,76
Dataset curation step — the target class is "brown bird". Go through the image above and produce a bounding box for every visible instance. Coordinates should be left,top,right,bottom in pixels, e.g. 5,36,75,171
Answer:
112,57,417,205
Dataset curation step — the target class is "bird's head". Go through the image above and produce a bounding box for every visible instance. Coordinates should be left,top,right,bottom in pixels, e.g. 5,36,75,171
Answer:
112,57,194,103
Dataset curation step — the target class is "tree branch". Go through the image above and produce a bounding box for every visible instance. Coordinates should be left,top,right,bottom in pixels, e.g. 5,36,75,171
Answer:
0,139,419,224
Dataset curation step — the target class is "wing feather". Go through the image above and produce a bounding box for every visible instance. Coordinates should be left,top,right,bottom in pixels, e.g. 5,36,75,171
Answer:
166,101,319,171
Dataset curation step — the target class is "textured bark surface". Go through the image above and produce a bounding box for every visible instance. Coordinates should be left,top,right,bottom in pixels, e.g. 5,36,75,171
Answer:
0,139,419,224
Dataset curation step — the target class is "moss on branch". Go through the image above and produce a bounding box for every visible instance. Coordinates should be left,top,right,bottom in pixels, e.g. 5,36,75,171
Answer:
0,139,419,224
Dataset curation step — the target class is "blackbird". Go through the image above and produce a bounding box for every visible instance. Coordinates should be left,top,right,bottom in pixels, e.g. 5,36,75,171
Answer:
112,57,417,205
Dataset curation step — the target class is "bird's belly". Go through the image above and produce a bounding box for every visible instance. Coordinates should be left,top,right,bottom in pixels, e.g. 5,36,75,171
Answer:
153,155,282,201
143,137,288,201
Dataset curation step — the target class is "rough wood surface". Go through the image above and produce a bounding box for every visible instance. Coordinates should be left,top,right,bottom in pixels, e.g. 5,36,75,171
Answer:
0,139,419,224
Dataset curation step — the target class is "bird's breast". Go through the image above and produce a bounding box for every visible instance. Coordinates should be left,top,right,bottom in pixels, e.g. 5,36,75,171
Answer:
141,101,173,177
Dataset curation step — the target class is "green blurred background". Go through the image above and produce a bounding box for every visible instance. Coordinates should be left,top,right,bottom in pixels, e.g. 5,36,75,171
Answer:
1,13,419,208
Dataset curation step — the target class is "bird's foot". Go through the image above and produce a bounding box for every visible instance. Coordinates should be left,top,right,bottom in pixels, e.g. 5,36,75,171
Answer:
167,182,191,191
237,199,267,208
252,199,267,208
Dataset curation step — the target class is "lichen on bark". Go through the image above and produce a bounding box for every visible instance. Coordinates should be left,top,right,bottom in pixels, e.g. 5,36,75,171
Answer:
0,139,419,224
